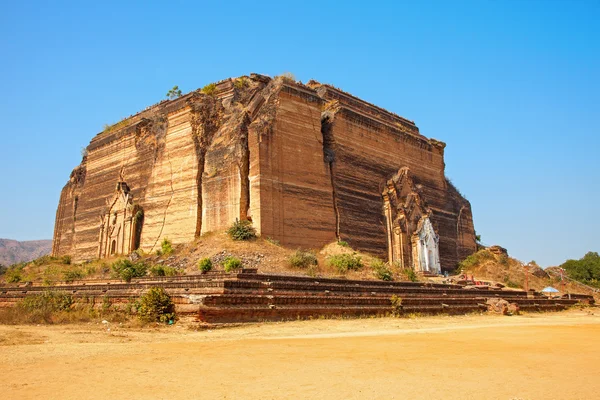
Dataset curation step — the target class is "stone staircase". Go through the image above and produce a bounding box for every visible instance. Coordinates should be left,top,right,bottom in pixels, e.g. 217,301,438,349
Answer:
0,269,593,323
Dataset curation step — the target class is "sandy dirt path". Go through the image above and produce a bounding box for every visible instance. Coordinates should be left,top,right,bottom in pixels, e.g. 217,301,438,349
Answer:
2,311,600,399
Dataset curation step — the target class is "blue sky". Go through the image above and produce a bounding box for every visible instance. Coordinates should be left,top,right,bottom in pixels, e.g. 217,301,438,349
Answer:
0,0,598,267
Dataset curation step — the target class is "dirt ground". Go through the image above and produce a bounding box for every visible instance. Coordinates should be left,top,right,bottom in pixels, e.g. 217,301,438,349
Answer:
2,310,600,399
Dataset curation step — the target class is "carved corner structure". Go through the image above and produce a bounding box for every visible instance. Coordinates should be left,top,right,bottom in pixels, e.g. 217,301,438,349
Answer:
382,168,441,274
97,182,142,258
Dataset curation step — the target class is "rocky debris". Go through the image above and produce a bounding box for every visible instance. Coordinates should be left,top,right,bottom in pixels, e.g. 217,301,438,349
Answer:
210,250,265,268
486,298,519,315
527,263,549,279
488,245,508,256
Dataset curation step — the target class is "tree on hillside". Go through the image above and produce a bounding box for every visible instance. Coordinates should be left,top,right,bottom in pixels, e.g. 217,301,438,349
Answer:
560,252,600,288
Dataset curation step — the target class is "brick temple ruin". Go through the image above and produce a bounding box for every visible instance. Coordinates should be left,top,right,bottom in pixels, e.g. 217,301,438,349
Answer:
52,74,477,273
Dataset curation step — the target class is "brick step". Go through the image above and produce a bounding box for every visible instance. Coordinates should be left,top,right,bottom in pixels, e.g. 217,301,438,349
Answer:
512,299,579,306
236,273,460,289
0,281,227,294
202,294,488,307
224,280,527,298
196,304,487,323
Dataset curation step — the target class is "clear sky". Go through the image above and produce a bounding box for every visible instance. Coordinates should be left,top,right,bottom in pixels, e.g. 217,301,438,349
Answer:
0,0,598,267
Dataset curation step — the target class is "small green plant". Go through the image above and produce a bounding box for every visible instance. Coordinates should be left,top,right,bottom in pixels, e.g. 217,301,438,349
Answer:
372,259,393,281
337,240,349,247
135,287,176,323
505,280,520,289
198,258,213,273
390,295,403,316
61,255,72,265
166,85,182,99
278,72,296,82
102,118,129,134
32,255,58,266
223,256,242,273
149,264,178,277
101,296,112,313
265,237,280,246
63,268,84,283
111,259,148,282
234,77,247,89
405,268,418,282
201,83,217,96
84,265,97,276
458,249,495,271
227,219,256,241
156,238,173,256
288,250,318,268
326,253,363,274
20,291,73,313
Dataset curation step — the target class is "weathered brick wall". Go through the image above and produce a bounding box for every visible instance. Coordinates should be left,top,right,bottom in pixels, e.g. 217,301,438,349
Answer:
53,75,476,269
249,85,337,248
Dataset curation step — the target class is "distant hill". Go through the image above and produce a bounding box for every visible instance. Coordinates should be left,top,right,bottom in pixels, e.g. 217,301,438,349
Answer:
0,239,52,266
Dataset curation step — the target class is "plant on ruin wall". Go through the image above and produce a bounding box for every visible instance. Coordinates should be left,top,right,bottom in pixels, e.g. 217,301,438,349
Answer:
201,83,217,96
277,72,296,83
166,85,182,99
234,77,248,89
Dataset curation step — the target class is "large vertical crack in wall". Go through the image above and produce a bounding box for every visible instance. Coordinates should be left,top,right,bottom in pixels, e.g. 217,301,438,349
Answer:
237,112,251,220
189,95,224,237
321,112,340,240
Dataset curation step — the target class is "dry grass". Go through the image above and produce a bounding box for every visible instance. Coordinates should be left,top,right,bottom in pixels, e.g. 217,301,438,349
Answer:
460,249,599,300
3,233,417,285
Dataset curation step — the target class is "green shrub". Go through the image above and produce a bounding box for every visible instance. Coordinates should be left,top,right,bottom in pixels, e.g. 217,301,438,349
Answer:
288,250,318,268
20,291,73,313
84,265,97,276
5,265,24,283
372,259,393,281
136,287,176,323
458,249,495,271
149,264,178,277
198,258,213,273
156,238,173,256
265,237,280,246
223,256,242,273
505,280,520,289
201,83,217,96
404,268,418,282
327,253,363,274
61,255,72,265
390,295,403,316
32,255,58,266
560,252,600,288
0,264,6,276
337,240,349,247
111,259,148,282
227,219,256,241
63,268,84,283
